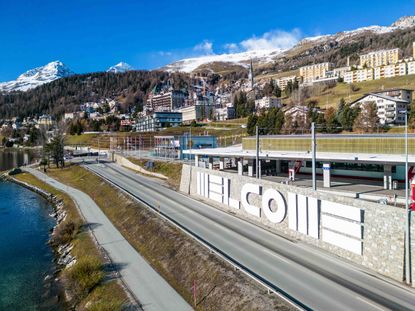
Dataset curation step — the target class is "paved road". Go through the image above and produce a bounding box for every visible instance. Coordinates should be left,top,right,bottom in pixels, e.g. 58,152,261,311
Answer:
23,168,192,311
87,162,415,311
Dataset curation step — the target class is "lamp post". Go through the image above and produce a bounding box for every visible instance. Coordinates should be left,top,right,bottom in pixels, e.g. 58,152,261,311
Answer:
400,110,411,285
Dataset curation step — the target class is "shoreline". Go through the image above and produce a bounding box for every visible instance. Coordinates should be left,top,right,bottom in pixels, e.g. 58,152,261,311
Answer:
9,169,133,310
9,176,68,309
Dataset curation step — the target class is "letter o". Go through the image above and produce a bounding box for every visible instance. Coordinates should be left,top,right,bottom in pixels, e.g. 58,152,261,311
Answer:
262,189,286,223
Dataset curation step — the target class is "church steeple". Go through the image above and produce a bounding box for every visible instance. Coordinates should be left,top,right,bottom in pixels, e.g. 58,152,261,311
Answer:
248,58,254,89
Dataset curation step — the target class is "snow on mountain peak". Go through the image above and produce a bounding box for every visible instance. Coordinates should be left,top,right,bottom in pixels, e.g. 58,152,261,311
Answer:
162,48,284,73
300,16,415,45
0,60,74,92
391,16,415,28
107,62,134,73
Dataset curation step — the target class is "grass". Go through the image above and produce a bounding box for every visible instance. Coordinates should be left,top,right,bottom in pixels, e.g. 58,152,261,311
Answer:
13,172,128,310
127,158,183,189
299,74,415,108
46,165,295,311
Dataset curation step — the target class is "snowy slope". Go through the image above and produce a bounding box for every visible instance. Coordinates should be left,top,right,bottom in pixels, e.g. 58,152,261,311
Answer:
164,16,415,73
0,61,74,92
300,15,415,44
162,49,283,73
107,62,134,73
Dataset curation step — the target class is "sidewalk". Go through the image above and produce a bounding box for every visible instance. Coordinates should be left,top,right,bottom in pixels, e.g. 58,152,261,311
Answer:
23,168,193,311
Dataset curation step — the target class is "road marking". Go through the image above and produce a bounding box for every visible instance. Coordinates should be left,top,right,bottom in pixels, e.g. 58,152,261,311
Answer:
355,296,385,311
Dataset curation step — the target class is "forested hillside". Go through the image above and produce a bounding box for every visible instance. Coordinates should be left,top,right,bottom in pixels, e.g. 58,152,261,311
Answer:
0,70,191,118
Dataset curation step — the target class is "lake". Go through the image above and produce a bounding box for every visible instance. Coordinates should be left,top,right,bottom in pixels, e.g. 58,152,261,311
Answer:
0,150,63,310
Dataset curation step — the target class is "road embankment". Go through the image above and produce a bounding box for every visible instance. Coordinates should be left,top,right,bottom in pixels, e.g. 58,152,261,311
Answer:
11,171,130,311
46,164,296,311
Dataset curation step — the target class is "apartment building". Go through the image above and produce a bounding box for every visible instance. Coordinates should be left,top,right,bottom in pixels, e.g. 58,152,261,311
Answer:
179,104,214,123
359,48,400,68
407,61,415,75
254,96,282,110
299,62,332,83
215,105,236,121
135,112,182,132
372,88,413,103
333,66,351,78
344,68,374,84
145,91,186,113
373,62,407,80
351,89,413,125
275,75,297,90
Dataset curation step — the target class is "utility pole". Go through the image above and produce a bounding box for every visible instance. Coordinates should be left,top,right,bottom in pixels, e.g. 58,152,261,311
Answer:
256,126,259,179
312,122,316,191
189,126,192,164
97,136,100,163
404,111,412,284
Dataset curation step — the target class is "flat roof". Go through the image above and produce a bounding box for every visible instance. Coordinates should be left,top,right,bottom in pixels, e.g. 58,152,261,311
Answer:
244,133,415,139
183,145,415,165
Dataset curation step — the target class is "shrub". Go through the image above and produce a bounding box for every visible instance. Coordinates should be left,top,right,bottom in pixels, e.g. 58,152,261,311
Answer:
66,256,104,299
52,220,79,246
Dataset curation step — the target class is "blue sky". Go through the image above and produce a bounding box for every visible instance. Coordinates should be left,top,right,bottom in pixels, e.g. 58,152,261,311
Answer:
0,0,414,81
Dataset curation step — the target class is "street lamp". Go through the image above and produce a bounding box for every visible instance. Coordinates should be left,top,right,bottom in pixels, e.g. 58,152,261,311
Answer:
399,109,411,285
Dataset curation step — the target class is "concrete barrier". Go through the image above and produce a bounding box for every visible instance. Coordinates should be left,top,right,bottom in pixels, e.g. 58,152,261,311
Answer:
180,164,413,283
114,154,168,180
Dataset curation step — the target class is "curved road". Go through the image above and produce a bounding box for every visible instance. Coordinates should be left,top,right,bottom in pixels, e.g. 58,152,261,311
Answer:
87,162,415,311
24,167,192,311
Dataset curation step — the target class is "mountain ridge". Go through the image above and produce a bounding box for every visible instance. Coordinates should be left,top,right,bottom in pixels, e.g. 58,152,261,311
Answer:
0,61,74,93
107,62,134,73
162,16,415,73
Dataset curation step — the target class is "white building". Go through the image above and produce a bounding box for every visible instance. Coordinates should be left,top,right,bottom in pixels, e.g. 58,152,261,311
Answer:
407,61,415,75
351,93,409,125
215,105,236,121
275,76,297,90
178,105,214,123
255,96,282,110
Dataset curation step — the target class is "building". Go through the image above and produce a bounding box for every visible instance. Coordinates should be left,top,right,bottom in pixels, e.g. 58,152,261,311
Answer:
215,105,236,121
359,48,400,68
64,111,85,120
254,96,282,110
275,76,297,90
299,62,332,83
153,134,217,160
179,104,214,123
135,112,182,132
407,61,415,75
333,66,351,79
351,93,409,125
344,68,374,84
145,91,186,113
372,88,413,102
37,115,55,128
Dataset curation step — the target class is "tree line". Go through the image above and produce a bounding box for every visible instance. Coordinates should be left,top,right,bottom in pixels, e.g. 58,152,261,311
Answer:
246,98,385,135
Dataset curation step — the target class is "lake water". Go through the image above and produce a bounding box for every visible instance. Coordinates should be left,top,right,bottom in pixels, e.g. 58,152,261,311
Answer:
0,149,38,171
0,150,62,310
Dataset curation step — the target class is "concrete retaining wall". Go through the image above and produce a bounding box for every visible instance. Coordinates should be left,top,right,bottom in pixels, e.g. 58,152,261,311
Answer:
180,165,412,283
113,154,168,180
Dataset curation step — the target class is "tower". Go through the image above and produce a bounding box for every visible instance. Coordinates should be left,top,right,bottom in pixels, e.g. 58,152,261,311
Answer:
248,58,254,89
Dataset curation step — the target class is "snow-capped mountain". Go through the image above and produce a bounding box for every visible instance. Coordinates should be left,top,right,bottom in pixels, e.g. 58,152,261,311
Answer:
107,62,134,73
299,16,415,45
0,61,74,92
163,16,415,73
162,49,283,73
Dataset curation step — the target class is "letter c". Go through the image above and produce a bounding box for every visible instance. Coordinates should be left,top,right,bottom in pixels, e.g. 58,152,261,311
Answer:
241,183,261,217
